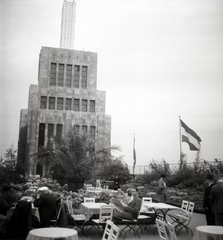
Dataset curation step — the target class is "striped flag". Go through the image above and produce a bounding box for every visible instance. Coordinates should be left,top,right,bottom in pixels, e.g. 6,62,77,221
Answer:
180,120,202,151
133,135,136,167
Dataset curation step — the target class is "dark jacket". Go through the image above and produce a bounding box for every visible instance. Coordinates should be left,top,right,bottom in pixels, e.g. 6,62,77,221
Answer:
34,192,57,226
0,192,13,216
124,196,142,219
210,181,223,213
203,182,214,210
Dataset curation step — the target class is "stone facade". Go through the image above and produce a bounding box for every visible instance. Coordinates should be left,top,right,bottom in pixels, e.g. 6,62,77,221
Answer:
18,46,111,176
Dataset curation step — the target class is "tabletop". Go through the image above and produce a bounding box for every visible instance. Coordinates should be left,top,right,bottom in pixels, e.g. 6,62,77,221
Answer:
193,225,223,240
143,202,179,210
26,227,78,240
81,202,107,220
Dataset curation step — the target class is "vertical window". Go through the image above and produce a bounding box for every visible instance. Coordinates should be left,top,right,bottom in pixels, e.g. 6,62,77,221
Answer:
82,66,87,89
50,63,56,86
74,65,80,88
48,124,54,142
49,97,55,109
57,98,64,110
58,64,64,87
82,125,87,133
40,96,47,109
73,99,80,111
66,98,71,110
66,64,72,88
56,124,63,139
74,125,80,134
90,100,95,113
82,99,87,112
90,126,96,138
38,123,45,147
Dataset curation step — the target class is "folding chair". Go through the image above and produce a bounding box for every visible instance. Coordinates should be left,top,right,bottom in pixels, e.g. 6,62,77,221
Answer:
66,200,86,229
169,201,194,235
118,203,151,239
102,220,120,240
89,205,113,236
167,222,178,240
49,203,62,227
84,197,95,203
156,218,168,240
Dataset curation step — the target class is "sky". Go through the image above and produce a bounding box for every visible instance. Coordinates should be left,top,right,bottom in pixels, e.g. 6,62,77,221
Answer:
0,0,223,168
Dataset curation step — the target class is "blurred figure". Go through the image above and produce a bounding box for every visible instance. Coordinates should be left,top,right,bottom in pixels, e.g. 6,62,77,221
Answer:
114,175,120,190
210,173,223,226
0,184,14,236
122,189,133,206
203,173,215,225
34,186,57,227
158,174,167,203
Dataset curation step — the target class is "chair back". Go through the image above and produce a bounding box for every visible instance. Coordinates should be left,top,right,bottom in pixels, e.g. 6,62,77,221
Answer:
66,199,74,215
187,202,195,217
102,220,119,240
84,197,95,203
99,205,113,222
181,200,189,211
50,203,62,227
142,197,152,203
167,222,178,240
109,222,120,240
156,218,168,240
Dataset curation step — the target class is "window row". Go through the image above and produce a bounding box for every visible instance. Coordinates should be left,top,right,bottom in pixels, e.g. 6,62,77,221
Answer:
38,123,96,147
40,96,95,112
50,63,88,89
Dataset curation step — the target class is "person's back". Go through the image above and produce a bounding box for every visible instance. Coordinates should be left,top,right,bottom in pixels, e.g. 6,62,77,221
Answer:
210,174,223,226
34,187,57,226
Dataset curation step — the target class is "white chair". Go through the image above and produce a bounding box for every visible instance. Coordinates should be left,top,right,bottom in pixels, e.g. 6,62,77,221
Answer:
169,201,195,235
84,197,95,203
90,205,114,236
142,197,152,203
102,220,120,240
167,222,178,240
66,200,86,229
156,218,168,240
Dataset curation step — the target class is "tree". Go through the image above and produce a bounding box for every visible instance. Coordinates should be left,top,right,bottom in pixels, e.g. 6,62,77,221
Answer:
99,157,131,183
35,126,120,180
4,144,17,171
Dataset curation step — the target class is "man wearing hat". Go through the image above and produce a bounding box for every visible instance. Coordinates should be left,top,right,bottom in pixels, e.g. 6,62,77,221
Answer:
33,186,57,227
203,174,215,225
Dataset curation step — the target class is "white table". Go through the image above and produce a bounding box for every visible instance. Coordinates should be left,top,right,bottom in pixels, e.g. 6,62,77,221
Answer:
193,226,223,240
81,202,107,220
26,227,78,240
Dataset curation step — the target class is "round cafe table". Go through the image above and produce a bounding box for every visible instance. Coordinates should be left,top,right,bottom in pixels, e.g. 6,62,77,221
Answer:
193,226,223,240
26,227,78,240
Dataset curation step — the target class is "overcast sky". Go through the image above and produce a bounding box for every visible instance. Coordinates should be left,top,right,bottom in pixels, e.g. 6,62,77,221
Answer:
0,0,223,168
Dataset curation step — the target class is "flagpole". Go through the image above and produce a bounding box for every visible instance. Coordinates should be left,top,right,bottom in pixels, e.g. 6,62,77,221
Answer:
179,116,182,158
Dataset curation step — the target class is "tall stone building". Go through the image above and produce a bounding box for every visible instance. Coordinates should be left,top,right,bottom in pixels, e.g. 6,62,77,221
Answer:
17,1,111,176
60,0,76,49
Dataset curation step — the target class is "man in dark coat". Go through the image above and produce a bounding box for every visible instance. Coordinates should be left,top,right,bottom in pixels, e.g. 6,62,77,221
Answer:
34,186,57,227
203,174,215,225
112,188,142,222
210,173,223,226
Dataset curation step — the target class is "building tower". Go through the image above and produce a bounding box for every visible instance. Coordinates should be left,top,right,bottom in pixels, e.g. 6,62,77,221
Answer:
60,0,76,49
17,1,111,177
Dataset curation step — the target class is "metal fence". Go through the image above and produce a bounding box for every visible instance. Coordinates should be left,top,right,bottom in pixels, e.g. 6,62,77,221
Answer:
128,160,223,175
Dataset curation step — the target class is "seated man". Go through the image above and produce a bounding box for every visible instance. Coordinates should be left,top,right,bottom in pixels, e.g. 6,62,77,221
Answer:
112,188,142,222
33,186,57,227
